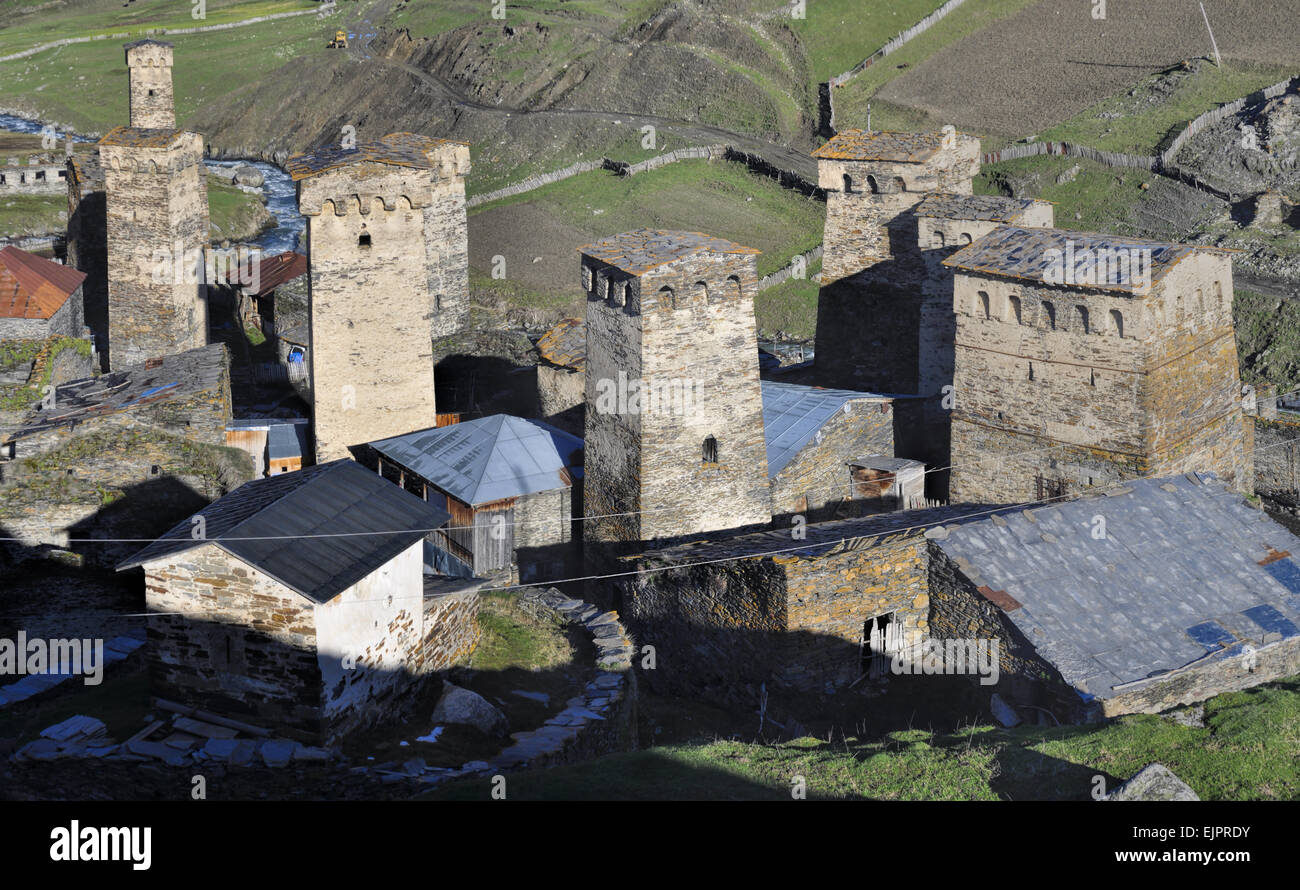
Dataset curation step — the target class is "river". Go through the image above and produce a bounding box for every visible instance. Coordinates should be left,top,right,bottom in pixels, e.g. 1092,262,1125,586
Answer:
0,112,303,254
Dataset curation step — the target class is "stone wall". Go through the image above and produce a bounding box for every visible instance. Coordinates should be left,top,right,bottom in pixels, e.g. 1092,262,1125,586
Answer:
582,247,771,546
1253,415,1300,493
0,285,83,341
0,165,67,194
949,252,1250,503
537,363,583,420
420,587,480,672
101,132,209,369
769,396,895,521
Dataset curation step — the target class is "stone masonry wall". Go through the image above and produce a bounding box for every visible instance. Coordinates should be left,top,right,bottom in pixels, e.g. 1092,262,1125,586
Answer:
419,588,480,672
1253,416,1300,493
143,543,326,738
301,163,440,461
126,42,175,129
101,133,209,369
583,248,771,545
424,156,471,339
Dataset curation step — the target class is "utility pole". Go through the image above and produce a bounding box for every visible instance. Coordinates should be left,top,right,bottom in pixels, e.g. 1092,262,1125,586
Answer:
1199,3,1221,67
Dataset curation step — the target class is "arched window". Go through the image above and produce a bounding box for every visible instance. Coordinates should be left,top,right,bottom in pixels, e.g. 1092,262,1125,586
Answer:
978,291,991,319
1043,301,1056,330
1195,288,1204,312
1076,305,1090,334
658,284,675,310
1008,295,1022,325
933,231,946,248
694,280,709,304
1109,309,1123,338
866,174,880,194
961,232,973,245
726,275,742,300
892,176,906,193
702,436,718,464
843,173,853,193
1214,281,1224,305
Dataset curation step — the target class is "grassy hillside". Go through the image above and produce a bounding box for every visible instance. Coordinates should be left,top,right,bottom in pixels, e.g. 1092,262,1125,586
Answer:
427,676,1300,800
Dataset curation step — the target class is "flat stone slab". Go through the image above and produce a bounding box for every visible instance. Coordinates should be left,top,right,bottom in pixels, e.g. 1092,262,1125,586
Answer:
259,739,296,768
1104,764,1200,801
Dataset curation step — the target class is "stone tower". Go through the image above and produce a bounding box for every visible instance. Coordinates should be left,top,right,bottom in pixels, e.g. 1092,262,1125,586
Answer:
580,230,772,548
287,133,471,462
813,127,981,395
945,227,1252,503
125,39,175,129
99,126,209,369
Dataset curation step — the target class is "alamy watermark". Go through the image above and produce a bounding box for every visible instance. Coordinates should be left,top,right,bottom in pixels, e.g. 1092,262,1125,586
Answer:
593,371,705,416
0,632,105,686
890,637,1000,686
1042,240,1152,292
150,242,261,291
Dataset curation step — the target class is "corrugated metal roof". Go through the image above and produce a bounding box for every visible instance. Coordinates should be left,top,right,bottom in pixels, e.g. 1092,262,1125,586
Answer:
577,229,759,275
249,251,306,297
941,226,1212,292
812,129,945,162
761,381,890,478
933,474,1300,699
369,415,583,506
118,459,448,604
285,132,466,181
0,245,85,319
267,422,308,460
913,193,1043,223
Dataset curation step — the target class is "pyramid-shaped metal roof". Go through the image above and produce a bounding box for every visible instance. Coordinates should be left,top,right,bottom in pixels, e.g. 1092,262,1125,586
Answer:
369,415,583,506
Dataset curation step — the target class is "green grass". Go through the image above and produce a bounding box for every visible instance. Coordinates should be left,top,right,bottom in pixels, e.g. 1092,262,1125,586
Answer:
975,154,1150,233
787,0,945,84
0,4,325,134
0,193,68,239
466,591,573,673
428,676,1300,800
754,257,820,341
1040,61,1296,155
0,337,91,413
1234,287,1300,391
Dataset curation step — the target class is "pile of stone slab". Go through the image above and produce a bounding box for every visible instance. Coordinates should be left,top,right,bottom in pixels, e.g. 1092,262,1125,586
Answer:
10,701,332,768
0,634,144,709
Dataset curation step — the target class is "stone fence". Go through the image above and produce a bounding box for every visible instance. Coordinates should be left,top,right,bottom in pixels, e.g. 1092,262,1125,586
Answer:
981,141,1158,171
1159,75,1300,169
758,245,823,290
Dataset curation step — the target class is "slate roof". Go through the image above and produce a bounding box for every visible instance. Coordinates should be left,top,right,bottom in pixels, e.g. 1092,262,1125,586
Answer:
5,343,228,444
0,245,85,319
761,381,890,477
118,459,449,604
941,226,1217,292
285,133,466,181
535,317,585,371
248,251,306,297
812,129,945,162
930,474,1300,701
98,126,186,149
124,38,173,50
577,229,760,275
369,415,583,506
913,193,1046,223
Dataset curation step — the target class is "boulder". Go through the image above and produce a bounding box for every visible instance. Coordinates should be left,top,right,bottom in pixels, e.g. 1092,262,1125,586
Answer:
232,165,264,188
431,683,509,737
990,693,1022,728
1103,764,1200,801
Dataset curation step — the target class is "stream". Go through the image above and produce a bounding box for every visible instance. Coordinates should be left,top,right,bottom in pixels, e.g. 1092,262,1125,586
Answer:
0,112,303,254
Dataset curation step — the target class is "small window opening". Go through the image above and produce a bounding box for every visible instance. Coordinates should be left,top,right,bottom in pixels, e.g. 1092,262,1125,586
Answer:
702,435,718,464
358,232,371,247
861,612,897,679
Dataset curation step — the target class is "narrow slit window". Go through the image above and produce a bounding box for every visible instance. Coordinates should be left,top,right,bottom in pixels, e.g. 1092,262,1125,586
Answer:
702,435,718,464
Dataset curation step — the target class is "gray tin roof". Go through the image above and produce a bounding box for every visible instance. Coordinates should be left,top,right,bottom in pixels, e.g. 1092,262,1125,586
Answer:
369,415,583,506
267,422,309,460
761,381,890,477
931,474,1300,700
118,459,448,604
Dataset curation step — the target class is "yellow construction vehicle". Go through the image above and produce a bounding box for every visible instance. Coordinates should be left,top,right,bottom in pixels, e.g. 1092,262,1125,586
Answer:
327,29,348,49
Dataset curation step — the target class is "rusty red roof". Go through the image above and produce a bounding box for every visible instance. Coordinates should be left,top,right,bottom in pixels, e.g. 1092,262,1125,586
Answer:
250,251,307,297
0,246,86,320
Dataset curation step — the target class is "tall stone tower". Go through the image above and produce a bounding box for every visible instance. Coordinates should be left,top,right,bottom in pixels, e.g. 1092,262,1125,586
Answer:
580,230,772,548
287,133,471,462
125,39,175,129
99,126,209,369
945,226,1252,503
813,127,981,395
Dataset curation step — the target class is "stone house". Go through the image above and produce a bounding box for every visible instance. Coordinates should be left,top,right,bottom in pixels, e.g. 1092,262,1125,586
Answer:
620,504,973,700
364,414,583,583
944,226,1251,503
118,459,481,743
0,245,87,341
286,133,470,462
237,250,307,337
928,473,1300,722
